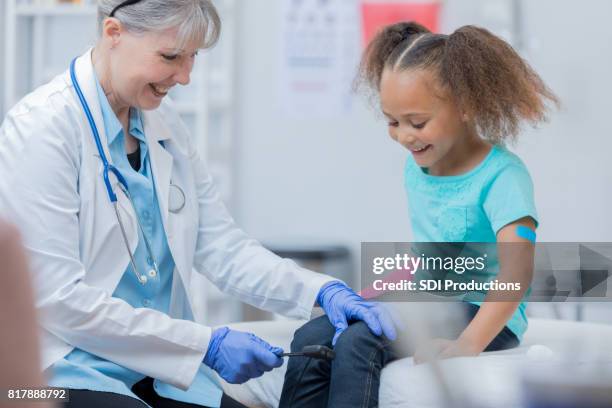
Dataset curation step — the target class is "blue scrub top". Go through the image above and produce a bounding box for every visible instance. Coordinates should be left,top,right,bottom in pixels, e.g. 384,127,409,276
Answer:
404,145,538,340
47,74,223,407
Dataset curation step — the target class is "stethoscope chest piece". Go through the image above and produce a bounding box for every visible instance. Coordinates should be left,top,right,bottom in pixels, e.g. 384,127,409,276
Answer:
169,183,186,214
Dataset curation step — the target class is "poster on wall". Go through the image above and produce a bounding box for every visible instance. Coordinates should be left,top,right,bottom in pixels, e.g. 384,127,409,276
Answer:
361,1,441,46
279,0,441,118
279,0,361,118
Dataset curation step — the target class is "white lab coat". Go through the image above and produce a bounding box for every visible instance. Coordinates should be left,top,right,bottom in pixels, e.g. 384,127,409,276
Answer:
0,49,334,390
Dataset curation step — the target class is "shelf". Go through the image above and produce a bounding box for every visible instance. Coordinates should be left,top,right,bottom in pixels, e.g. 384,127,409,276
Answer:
16,4,97,16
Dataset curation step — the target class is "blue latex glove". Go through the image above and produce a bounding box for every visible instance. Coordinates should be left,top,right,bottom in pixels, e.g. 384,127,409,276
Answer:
203,327,284,384
317,281,403,345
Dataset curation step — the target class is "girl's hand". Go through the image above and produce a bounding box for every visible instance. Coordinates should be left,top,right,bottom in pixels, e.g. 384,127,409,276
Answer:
437,337,481,359
414,338,453,364
413,338,481,364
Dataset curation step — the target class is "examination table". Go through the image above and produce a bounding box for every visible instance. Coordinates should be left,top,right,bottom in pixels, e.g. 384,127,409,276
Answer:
219,317,612,407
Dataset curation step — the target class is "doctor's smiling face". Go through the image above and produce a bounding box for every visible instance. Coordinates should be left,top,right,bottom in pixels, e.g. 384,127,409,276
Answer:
94,18,199,113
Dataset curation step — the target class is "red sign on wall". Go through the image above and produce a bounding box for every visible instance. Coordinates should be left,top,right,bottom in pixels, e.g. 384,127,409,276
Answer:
361,2,441,47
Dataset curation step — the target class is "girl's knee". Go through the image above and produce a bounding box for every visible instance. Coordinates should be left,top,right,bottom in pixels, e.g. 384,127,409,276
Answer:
291,315,335,351
334,321,389,351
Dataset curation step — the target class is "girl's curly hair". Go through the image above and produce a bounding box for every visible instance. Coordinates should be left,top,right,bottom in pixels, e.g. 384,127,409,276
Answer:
356,22,559,143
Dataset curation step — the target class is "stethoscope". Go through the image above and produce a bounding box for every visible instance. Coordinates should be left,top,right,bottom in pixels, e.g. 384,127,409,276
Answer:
70,57,186,285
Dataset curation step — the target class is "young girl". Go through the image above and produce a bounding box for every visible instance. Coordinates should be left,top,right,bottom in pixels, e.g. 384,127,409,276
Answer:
279,22,558,408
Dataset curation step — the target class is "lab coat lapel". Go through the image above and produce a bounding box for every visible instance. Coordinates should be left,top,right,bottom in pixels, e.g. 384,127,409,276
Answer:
143,110,197,320
74,49,114,167
142,110,173,225
73,49,139,278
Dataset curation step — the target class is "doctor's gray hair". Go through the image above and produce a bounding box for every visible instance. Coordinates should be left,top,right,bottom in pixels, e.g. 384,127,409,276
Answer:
97,0,221,50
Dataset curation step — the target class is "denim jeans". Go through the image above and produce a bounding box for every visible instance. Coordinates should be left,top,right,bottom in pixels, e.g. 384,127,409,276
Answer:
279,302,519,408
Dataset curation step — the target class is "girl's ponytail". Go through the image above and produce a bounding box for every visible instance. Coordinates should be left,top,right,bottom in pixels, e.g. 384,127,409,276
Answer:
441,26,559,142
357,22,431,92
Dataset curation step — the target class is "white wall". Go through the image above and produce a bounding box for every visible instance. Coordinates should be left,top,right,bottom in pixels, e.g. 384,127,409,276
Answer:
1,1,611,320
519,0,612,241
233,0,412,286
233,0,612,287
3,2,611,253
0,2,5,116
443,0,612,242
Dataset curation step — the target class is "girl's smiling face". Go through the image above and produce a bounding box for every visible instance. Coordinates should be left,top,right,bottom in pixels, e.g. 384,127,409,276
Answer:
379,67,485,175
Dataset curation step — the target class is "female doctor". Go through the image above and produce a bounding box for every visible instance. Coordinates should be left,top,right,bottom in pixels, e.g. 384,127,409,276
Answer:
0,1,397,407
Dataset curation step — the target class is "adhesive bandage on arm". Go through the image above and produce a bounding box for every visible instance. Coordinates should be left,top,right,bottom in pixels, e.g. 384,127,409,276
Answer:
516,225,536,243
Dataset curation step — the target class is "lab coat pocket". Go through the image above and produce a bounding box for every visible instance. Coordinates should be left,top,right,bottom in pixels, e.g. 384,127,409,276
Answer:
437,206,468,242
166,188,198,262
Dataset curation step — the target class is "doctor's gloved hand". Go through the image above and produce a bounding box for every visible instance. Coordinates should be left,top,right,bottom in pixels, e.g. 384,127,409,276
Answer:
203,327,284,384
317,281,402,346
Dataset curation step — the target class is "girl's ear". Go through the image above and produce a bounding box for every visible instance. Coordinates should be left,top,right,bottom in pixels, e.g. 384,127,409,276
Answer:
459,104,474,123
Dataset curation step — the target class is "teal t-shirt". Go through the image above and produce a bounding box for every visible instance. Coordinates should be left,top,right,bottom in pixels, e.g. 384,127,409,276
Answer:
404,144,538,340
